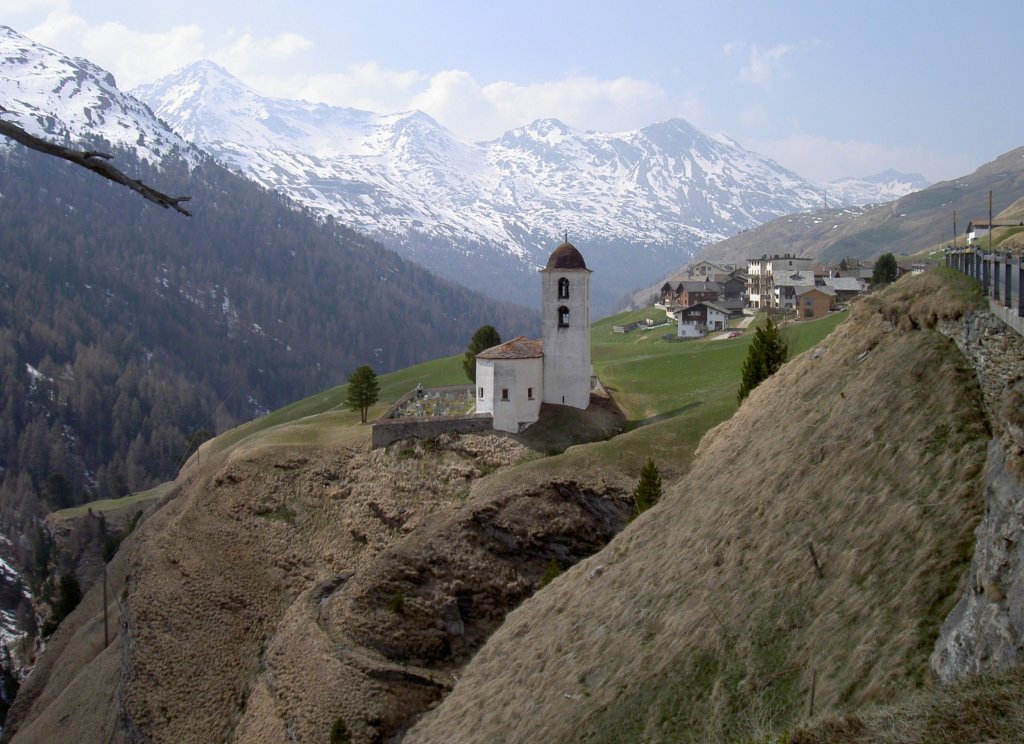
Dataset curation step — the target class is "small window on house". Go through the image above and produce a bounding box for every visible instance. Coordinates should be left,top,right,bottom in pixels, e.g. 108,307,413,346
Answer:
527,387,534,400
501,388,509,401
558,305,570,327
478,387,484,398
558,277,570,299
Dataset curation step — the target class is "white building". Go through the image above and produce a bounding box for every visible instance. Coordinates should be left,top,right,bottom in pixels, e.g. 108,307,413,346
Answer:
746,254,813,309
475,241,593,432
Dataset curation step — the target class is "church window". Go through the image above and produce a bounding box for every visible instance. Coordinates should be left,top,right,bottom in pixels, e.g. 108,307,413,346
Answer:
527,387,534,400
558,277,570,299
501,388,509,401
478,387,484,398
558,305,570,327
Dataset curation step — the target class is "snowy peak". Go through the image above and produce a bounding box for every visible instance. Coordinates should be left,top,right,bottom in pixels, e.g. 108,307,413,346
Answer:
134,60,829,268
134,61,390,158
0,25,192,164
826,169,930,206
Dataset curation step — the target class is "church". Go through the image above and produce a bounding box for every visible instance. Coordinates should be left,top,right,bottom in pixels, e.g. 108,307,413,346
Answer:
475,240,593,432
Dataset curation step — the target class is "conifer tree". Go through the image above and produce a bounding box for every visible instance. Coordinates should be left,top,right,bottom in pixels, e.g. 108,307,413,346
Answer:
872,252,899,285
345,365,380,423
632,457,662,516
737,316,789,402
463,325,502,382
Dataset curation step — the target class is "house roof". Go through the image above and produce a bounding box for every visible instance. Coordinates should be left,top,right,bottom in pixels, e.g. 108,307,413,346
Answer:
822,277,863,292
774,270,816,287
476,336,543,360
683,301,731,315
544,241,588,270
679,280,723,293
797,285,836,297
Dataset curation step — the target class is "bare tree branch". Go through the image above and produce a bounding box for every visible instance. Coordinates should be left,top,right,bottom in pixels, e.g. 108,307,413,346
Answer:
0,108,192,216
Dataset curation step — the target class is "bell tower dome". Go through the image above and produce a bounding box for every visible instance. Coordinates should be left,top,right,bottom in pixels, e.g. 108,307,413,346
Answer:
540,239,592,409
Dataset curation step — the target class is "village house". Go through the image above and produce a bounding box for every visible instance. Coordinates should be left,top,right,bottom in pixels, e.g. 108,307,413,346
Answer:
475,240,592,433
676,301,730,338
772,270,816,313
746,254,813,309
659,279,724,308
821,276,865,303
795,286,836,320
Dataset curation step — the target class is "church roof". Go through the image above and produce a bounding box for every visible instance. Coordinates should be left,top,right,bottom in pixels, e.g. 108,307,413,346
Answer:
476,336,543,360
544,241,588,270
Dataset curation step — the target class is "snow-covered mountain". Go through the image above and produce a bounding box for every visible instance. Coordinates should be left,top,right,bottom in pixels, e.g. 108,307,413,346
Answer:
0,25,194,165
826,169,930,207
134,61,828,311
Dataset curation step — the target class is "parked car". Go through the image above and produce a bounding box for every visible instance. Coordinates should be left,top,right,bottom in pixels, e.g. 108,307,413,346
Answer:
726,331,742,338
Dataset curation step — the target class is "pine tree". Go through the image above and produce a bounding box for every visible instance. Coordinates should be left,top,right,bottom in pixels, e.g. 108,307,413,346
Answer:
632,457,662,516
463,325,502,382
345,365,380,423
737,316,789,403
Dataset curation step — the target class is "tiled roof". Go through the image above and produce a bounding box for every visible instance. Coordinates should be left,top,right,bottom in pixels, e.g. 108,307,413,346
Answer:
476,336,543,360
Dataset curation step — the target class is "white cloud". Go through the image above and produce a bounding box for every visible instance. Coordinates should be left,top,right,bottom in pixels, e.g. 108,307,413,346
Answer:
725,41,819,87
747,133,965,184
248,63,425,113
211,31,313,75
25,10,312,90
409,71,675,140
15,11,688,141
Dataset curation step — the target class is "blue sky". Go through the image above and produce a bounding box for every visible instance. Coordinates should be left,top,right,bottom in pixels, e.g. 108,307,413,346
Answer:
4,0,1021,184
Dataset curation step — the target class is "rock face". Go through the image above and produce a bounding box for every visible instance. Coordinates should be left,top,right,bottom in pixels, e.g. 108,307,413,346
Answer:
932,310,1024,682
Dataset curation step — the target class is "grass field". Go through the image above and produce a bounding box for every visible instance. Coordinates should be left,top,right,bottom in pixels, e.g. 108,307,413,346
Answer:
51,481,175,520
113,306,850,506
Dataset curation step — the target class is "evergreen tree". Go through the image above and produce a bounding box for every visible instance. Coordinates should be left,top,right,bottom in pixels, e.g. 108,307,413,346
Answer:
345,365,380,423
632,457,662,516
872,252,899,285
463,325,502,382
737,316,789,403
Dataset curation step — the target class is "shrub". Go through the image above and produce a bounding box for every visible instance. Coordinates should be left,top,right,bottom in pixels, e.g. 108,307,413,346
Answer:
389,592,405,613
330,717,351,744
539,559,561,588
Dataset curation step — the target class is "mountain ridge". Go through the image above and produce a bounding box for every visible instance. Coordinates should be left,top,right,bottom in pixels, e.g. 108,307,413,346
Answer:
133,59,833,312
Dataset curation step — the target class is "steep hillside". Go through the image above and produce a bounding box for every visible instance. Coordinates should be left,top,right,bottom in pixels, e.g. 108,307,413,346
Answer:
0,308,845,743
409,271,992,742
693,147,1024,267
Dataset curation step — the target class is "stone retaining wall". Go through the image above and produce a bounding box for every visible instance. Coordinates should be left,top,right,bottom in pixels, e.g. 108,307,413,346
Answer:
371,384,493,448
371,413,494,449
932,308,1024,682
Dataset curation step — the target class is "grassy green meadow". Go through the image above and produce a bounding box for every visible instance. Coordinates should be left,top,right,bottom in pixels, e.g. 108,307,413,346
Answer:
206,307,849,458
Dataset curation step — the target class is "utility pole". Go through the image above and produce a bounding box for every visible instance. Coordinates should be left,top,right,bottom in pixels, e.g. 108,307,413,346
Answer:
103,560,108,648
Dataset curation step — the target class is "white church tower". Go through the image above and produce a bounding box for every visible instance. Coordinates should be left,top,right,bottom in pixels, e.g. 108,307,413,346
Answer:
540,240,592,409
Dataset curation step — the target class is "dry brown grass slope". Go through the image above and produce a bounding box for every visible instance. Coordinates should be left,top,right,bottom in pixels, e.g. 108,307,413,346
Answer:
5,414,637,743
407,271,992,743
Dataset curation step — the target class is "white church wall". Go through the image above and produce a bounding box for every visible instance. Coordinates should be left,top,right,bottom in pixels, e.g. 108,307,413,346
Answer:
481,357,543,432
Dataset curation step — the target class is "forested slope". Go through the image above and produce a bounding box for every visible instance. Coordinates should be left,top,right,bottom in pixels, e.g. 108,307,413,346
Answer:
0,142,537,535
